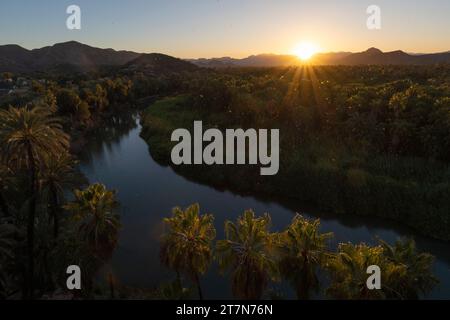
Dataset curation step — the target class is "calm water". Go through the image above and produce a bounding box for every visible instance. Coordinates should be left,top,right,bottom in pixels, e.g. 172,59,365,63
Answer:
79,113,450,299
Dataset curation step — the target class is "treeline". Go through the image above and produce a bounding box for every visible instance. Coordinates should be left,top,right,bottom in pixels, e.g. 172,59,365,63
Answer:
180,65,450,161
159,203,437,300
0,70,192,131
140,65,450,240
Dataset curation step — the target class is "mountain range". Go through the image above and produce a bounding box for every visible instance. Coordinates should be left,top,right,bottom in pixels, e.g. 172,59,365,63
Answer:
188,47,450,68
0,41,196,74
0,41,449,74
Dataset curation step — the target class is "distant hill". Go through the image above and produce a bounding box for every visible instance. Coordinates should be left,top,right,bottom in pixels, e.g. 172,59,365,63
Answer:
0,41,140,73
1,42,449,73
0,41,199,74
123,53,198,74
189,48,450,68
0,45,34,73
336,47,450,65
309,52,353,65
187,54,300,68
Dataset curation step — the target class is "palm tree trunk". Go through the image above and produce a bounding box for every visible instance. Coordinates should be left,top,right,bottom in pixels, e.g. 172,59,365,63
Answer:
176,270,182,288
108,273,115,299
297,255,310,300
26,144,37,299
49,184,59,240
0,186,9,217
194,273,203,300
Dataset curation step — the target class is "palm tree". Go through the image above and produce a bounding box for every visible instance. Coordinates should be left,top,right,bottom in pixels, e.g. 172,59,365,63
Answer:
64,183,121,259
216,210,277,300
379,238,438,299
326,242,386,299
160,203,215,300
39,152,79,240
277,215,333,299
0,106,69,297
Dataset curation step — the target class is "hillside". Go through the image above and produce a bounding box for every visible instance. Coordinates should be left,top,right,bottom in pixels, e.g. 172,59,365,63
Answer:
1,42,449,73
123,53,198,74
0,41,140,73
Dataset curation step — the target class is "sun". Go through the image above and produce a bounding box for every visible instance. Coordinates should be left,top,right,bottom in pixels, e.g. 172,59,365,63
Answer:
292,42,319,61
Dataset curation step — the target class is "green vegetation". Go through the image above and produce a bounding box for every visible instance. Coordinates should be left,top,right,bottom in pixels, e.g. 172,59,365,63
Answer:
0,64,447,299
160,203,437,300
277,215,333,299
216,210,277,299
0,105,122,298
326,239,437,299
65,183,121,260
0,106,69,298
160,203,216,299
140,65,450,240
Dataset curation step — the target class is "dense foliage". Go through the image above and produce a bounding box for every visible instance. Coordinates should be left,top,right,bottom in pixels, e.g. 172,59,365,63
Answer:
141,65,450,240
160,204,437,300
0,65,447,299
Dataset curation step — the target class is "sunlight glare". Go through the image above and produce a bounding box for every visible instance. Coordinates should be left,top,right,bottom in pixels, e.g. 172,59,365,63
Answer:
293,42,319,61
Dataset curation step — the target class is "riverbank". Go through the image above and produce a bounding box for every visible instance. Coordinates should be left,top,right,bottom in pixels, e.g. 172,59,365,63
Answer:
70,96,160,154
140,96,450,241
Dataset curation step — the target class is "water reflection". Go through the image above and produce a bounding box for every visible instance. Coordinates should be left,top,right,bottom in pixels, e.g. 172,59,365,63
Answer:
79,113,450,299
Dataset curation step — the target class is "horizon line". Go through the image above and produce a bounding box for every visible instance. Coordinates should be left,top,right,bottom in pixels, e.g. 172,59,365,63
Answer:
1,40,449,60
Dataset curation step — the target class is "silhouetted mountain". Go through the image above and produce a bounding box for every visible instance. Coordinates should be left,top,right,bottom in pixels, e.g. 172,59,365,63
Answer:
338,48,412,65
0,41,140,73
189,48,450,67
0,45,34,73
187,54,300,68
123,53,198,74
309,52,353,65
1,42,449,73
236,54,300,67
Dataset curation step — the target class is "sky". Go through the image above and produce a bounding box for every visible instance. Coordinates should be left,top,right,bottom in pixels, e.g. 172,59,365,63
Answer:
0,0,449,58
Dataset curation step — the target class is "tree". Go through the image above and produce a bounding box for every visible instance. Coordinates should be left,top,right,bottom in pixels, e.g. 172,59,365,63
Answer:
56,89,82,115
31,80,46,95
326,242,386,299
41,90,57,113
327,239,438,300
64,183,121,259
277,215,333,299
82,85,109,113
216,210,277,299
76,101,91,123
39,152,79,240
379,238,438,299
160,203,215,300
0,106,69,298
94,84,109,112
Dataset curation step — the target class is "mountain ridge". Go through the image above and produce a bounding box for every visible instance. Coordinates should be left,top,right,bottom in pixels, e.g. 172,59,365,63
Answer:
1,41,449,73
0,41,143,73
188,47,450,68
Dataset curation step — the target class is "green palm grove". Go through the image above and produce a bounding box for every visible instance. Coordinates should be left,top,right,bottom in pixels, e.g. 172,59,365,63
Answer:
0,105,122,298
0,65,444,299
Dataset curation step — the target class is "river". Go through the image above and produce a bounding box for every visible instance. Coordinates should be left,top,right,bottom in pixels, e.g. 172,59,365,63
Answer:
78,112,450,299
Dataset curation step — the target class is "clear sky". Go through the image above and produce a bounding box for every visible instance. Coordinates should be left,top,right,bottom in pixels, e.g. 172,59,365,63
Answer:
0,0,449,58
